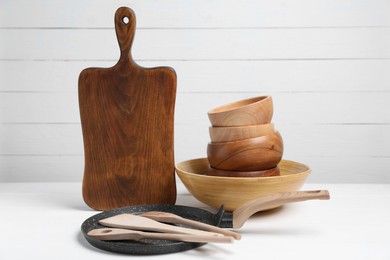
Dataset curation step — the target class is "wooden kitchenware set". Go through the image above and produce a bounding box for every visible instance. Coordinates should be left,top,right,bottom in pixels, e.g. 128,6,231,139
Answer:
78,6,330,255
206,96,284,177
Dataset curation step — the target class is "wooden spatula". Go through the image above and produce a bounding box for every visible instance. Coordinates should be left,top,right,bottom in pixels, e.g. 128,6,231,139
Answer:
141,211,241,240
99,213,223,237
88,228,234,243
78,7,177,210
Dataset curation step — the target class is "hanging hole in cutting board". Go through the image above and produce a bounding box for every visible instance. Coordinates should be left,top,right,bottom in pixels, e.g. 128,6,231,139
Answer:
122,16,129,24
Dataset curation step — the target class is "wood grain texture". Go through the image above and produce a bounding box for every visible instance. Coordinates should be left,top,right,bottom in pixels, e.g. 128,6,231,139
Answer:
206,166,280,177
98,214,223,237
87,228,234,244
3,92,390,124
78,7,177,210
175,158,311,211
2,124,390,158
209,123,275,143
207,131,284,171
1,1,389,184
232,190,330,228
207,96,273,127
2,60,390,92
140,211,241,240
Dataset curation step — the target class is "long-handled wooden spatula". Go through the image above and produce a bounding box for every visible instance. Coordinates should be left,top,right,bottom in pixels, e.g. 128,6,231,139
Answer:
88,228,234,243
99,213,223,237
141,211,241,240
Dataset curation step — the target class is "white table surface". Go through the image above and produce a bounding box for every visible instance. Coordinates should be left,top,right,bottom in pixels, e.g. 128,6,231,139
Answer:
0,182,389,260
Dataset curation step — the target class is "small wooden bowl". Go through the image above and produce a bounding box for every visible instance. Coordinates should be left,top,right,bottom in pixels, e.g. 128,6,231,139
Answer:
175,158,311,211
207,166,280,177
207,131,284,171
209,123,275,143
207,96,273,127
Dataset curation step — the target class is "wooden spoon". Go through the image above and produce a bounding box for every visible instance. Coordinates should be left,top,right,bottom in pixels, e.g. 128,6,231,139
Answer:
232,190,330,228
141,211,241,240
88,228,234,244
99,213,223,237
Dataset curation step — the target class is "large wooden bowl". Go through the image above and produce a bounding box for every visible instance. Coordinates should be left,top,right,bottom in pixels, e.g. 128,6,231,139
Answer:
209,123,275,143
207,96,273,127
207,131,283,171
175,158,311,212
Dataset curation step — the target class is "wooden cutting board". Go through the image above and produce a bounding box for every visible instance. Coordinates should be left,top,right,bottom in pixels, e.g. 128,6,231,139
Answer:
78,7,177,210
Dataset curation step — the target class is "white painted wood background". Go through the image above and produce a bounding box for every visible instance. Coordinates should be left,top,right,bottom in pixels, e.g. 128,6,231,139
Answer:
1,0,389,183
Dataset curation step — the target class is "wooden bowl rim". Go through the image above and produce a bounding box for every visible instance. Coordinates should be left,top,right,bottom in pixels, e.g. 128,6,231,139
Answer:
209,123,275,131
209,123,276,143
175,158,310,181
208,130,281,146
207,96,271,115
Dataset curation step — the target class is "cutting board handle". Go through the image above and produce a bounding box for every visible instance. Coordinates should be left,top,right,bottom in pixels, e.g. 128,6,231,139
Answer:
114,7,136,63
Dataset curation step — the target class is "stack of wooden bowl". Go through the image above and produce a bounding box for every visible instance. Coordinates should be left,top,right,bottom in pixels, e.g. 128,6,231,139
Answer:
206,96,284,177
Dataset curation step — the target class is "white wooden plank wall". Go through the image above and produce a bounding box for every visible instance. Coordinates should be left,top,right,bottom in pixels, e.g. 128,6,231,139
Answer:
1,0,389,183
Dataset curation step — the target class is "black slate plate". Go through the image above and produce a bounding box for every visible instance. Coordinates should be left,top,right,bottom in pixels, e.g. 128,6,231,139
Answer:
81,204,226,255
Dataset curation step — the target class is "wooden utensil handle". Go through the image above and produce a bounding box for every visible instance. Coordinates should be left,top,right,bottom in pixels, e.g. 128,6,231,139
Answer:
177,217,241,240
232,190,330,229
114,7,136,61
136,230,234,243
88,228,234,244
